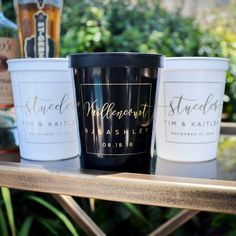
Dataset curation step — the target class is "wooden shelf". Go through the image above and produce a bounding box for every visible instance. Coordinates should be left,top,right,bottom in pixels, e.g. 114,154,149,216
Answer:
0,122,235,216
0,160,236,214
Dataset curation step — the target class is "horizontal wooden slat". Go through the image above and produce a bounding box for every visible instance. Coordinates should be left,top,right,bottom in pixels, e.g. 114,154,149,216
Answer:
220,122,236,135
0,161,235,214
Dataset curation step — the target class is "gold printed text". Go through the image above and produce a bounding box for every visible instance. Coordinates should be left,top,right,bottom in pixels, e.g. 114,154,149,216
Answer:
83,99,151,119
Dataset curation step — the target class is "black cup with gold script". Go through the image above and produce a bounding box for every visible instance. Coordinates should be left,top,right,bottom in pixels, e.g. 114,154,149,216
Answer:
68,53,163,173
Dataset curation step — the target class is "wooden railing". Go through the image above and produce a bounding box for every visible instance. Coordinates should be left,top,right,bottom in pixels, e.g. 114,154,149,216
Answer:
0,122,235,236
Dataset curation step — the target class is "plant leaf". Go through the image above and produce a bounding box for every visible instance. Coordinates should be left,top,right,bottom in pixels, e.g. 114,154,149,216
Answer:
122,202,150,226
1,188,15,236
37,218,60,236
28,196,79,236
18,216,33,236
165,208,181,219
0,205,9,236
89,198,95,212
228,229,236,236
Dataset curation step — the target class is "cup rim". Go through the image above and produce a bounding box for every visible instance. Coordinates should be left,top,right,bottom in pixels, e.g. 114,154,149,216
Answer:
165,56,229,62
68,52,164,68
7,58,70,71
163,57,229,71
8,58,67,63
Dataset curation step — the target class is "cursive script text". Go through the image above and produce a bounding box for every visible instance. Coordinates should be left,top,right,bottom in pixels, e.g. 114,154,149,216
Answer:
83,99,151,119
168,93,220,116
25,94,74,116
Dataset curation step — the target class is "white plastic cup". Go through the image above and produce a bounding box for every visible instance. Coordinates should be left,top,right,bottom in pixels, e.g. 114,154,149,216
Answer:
156,57,229,162
7,58,80,161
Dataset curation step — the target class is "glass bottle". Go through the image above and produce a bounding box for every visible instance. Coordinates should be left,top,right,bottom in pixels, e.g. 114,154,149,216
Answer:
14,0,63,58
0,0,19,155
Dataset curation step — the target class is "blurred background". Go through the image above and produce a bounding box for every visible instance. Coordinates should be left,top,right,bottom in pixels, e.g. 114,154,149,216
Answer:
2,0,236,235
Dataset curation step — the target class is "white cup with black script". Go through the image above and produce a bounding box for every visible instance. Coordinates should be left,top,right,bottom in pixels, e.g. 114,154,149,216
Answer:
156,57,229,162
7,58,80,161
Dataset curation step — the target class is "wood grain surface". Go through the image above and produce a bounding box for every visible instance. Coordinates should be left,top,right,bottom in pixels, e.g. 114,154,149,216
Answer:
0,161,235,214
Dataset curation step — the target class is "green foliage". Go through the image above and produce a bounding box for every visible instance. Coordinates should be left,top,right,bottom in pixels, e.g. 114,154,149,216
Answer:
61,0,221,58
0,188,81,236
0,1,236,236
2,0,15,22
211,213,236,236
0,188,34,236
36,217,61,236
0,188,234,236
122,202,150,226
0,205,8,236
28,195,79,236
1,188,15,236
181,2,236,121
206,14,236,121
18,217,33,236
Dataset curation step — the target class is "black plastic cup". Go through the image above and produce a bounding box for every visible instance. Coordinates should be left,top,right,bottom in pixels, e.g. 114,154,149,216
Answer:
68,52,163,173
